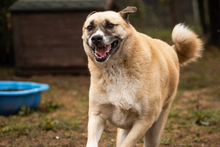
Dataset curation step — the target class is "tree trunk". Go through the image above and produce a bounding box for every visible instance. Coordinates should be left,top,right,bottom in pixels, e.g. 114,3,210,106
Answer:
208,0,220,46
197,0,208,35
169,0,176,28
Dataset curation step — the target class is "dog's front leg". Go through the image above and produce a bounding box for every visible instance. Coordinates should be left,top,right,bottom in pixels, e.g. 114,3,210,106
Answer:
86,113,106,147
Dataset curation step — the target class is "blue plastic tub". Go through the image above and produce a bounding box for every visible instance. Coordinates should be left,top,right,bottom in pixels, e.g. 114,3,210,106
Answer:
0,81,49,116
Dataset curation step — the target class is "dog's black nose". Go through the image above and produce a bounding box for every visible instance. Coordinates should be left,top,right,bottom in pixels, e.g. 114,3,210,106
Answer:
91,35,103,45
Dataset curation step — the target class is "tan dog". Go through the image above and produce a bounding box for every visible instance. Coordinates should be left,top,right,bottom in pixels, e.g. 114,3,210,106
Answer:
82,6,203,147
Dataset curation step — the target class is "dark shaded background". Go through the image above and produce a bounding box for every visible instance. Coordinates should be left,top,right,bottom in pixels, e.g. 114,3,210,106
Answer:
0,0,219,66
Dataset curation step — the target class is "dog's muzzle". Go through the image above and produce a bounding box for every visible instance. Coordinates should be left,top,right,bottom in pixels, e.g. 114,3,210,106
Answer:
90,35,120,62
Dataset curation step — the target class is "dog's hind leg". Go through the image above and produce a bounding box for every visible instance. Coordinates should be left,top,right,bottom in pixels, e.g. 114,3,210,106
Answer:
143,101,173,147
118,118,156,147
116,128,130,147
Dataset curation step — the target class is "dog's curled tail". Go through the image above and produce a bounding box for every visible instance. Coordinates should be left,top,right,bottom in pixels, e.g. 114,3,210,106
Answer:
172,24,203,66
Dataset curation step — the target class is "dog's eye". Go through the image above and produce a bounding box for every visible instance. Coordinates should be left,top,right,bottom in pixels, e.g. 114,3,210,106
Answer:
106,23,115,29
87,25,94,31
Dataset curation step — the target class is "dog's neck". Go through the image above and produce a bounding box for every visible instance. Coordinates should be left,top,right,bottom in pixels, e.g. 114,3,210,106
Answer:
88,31,150,111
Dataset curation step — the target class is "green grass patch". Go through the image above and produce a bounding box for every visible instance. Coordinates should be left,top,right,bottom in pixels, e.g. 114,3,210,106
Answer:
0,121,34,137
138,27,173,44
0,67,17,76
39,118,60,131
160,137,171,145
192,109,220,126
179,50,220,90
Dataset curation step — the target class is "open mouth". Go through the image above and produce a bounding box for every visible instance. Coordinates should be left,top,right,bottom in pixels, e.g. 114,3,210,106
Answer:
91,40,119,62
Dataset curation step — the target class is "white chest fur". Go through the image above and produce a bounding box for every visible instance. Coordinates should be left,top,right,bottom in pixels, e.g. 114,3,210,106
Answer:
95,64,142,114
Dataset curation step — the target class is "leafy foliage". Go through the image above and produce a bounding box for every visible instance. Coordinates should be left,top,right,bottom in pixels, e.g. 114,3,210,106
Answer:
18,105,34,116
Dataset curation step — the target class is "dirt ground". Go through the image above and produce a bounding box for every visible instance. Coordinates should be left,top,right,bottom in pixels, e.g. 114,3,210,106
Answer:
0,50,220,147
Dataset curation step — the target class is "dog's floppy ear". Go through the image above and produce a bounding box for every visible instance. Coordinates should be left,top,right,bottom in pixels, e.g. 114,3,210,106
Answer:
86,11,97,19
119,6,137,22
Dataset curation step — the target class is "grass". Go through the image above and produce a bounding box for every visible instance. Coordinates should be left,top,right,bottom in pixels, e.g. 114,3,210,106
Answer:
0,67,17,76
138,27,173,44
160,137,171,145
179,50,220,90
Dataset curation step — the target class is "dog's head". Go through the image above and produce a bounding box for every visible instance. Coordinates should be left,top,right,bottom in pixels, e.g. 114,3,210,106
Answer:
82,6,137,63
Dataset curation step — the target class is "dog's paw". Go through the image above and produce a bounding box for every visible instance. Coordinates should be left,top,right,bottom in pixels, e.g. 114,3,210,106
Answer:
86,141,98,147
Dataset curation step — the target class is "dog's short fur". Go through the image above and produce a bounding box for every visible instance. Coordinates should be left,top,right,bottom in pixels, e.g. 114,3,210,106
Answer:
82,6,203,147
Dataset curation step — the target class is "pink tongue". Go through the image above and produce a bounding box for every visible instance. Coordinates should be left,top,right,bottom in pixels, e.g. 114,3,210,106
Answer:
96,46,110,57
